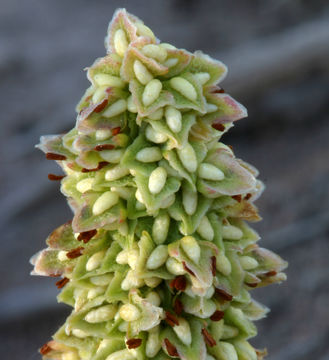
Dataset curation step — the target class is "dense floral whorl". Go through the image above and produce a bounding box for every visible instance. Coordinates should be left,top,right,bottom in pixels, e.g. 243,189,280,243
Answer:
32,8,287,360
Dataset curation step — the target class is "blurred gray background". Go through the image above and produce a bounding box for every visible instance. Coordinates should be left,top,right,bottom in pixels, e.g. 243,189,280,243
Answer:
0,0,329,359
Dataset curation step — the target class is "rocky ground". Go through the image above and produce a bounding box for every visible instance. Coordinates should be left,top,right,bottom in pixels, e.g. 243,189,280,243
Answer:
0,1,328,359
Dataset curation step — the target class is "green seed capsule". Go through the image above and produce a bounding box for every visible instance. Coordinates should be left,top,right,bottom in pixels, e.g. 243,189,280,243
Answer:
182,185,197,215
240,256,259,270
142,44,167,62
194,72,210,85
165,106,182,133
92,192,119,215
148,167,167,194
142,79,162,106
152,213,170,244
146,125,168,143
94,74,125,88
146,245,168,269
85,304,117,323
170,77,197,101
114,29,128,57
105,165,130,181
103,99,127,118
198,163,225,181
177,143,198,172
181,236,200,263
100,149,124,163
133,59,153,85
222,225,243,240
136,147,162,162
173,318,192,345
197,216,214,241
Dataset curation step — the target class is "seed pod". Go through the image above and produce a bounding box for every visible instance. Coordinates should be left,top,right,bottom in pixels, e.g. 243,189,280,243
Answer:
194,72,210,85
103,99,127,118
166,257,185,275
148,167,167,194
95,129,112,141
240,256,259,270
121,270,145,290
152,212,170,244
218,342,238,360
136,147,162,162
92,192,119,215
206,103,218,113
99,149,124,164
92,86,107,103
133,60,153,85
173,317,192,345
127,249,140,270
146,326,162,358
85,304,117,323
90,274,113,286
170,77,197,101
86,250,106,271
114,29,128,57
198,163,225,181
144,277,162,287
160,194,175,208
146,245,168,269
222,225,243,240
146,291,161,306
94,74,126,88
105,165,130,181
164,58,179,67
182,185,197,215
119,304,141,322
197,216,214,241
72,329,89,339
222,325,239,340
87,286,105,300
63,352,79,360
76,178,94,193
109,187,130,201
127,95,138,113
142,79,162,106
234,340,258,360
216,253,232,276
135,189,145,204
135,22,155,38
142,44,167,62
177,143,198,172
181,236,200,263
165,106,182,133
148,107,164,121
106,349,135,360
146,125,168,143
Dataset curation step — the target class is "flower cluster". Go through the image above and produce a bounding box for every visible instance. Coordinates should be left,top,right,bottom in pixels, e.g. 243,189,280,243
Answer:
32,9,287,360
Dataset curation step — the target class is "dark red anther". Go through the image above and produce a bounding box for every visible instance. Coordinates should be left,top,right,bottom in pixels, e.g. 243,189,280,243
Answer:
40,343,52,355
202,328,216,347
165,311,179,327
164,338,179,357
94,144,115,151
215,287,233,301
170,276,187,292
111,127,121,135
46,153,67,161
126,338,142,349
173,298,184,315
245,193,252,200
212,123,225,131
246,282,258,288
48,173,66,181
77,229,97,243
55,277,69,289
210,310,225,321
81,161,109,173
182,262,195,276
66,247,84,259
265,270,277,277
211,256,217,276
212,87,225,94
93,99,108,113
228,145,234,151
232,195,242,202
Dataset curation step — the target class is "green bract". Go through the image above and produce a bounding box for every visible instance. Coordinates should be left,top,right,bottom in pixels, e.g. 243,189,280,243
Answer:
32,9,287,360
